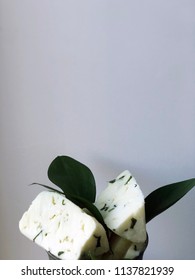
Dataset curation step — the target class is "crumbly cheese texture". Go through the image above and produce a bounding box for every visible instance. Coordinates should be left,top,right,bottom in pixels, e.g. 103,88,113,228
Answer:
19,191,109,259
95,170,146,242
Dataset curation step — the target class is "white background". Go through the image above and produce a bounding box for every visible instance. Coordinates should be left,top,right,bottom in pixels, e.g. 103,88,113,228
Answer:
0,0,194,259
0,260,194,279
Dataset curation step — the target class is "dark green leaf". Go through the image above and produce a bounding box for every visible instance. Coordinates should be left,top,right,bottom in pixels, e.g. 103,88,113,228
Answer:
47,156,96,203
145,178,195,223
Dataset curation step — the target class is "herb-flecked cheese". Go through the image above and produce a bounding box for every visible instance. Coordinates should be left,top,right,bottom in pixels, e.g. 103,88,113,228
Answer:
19,191,109,259
124,241,146,259
102,234,145,260
95,170,146,242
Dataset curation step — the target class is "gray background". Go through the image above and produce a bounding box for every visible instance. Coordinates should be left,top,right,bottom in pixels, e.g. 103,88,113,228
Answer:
0,0,194,259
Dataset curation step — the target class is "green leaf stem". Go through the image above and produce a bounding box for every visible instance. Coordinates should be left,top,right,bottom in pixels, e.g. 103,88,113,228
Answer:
30,183,64,195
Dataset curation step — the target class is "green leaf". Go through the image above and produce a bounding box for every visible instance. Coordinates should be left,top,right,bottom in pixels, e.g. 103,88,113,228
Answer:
145,178,195,223
47,156,96,203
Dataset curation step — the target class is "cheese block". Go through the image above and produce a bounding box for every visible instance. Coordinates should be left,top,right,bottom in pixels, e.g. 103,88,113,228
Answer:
102,234,145,260
95,170,146,242
19,191,109,259
124,241,146,259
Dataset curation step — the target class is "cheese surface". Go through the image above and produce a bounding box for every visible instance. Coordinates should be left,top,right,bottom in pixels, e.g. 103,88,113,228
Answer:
102,234,145,260
124,241,146,259
95,170,146,242
19,191,109,259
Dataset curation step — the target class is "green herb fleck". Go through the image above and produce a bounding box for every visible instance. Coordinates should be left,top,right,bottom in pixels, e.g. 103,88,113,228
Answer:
62,199,65,205
109,179,116,183
130,218,137,229
58,251,64,257
125,176,132,185
108,204,117,212
52,196,56,205
33,230,43,242
94,235,101,248
100,203,109,211
50,214,56,220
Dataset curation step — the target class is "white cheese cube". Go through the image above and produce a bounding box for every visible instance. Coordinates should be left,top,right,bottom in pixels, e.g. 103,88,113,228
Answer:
95,170,146,242
124,241,146,259
19,191,109,259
